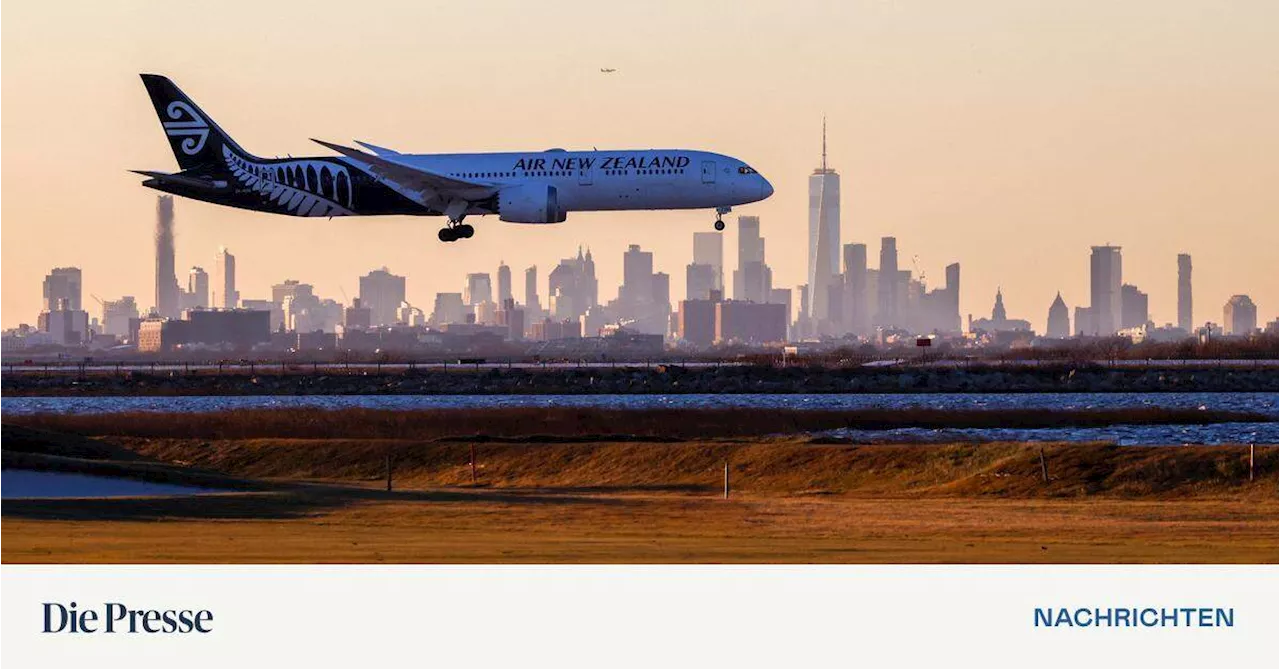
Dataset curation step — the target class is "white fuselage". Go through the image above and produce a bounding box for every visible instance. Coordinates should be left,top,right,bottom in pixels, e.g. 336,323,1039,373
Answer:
388,148,773,213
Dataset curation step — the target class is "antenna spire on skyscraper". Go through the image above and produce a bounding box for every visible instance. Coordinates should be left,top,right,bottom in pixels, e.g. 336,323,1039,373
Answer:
821,115,827,172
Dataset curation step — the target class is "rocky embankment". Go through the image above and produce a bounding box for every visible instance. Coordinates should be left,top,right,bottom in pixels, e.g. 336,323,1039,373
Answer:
3,364,1276,396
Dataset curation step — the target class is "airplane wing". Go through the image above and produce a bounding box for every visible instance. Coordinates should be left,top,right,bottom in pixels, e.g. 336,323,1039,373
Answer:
311,139,497,209
353,140,402,156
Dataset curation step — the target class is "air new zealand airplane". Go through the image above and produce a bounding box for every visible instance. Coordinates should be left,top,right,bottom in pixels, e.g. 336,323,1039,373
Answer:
137,74,773,242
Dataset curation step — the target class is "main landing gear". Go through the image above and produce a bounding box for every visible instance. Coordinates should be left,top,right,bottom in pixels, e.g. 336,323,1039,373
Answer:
438,199,474,242
713,205,732,231
438,221,474,243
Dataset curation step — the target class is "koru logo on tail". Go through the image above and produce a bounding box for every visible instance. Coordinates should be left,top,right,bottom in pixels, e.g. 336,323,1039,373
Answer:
163,101,209,155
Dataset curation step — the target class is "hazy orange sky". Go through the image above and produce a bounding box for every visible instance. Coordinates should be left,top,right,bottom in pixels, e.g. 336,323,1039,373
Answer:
3,0,1276,330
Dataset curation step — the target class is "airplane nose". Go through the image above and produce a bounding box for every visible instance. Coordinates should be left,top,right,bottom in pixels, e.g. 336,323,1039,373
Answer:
759,177,774,200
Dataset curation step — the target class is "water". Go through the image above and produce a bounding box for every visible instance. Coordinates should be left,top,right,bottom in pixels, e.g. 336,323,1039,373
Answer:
2,393,1274,446
821,423,1278,446
2,392,1276,415
1,470,222,499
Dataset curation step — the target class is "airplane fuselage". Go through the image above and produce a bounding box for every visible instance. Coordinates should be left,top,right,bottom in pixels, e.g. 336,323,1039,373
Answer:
145,147,772,221
137,74,773,231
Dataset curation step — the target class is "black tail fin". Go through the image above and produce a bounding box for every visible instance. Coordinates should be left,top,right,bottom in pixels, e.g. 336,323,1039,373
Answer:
140,74,257,170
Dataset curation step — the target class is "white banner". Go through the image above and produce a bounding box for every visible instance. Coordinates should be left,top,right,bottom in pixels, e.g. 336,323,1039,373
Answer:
3,565,1275,668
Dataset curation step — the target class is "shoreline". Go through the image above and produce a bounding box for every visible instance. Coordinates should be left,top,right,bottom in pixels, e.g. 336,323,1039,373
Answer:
4,364,1277,396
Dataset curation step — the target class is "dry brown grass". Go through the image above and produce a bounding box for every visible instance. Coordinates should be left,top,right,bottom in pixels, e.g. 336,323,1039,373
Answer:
4,493,1273,564
3,419,1275,564
106,436,1276,500
3,406,1267,441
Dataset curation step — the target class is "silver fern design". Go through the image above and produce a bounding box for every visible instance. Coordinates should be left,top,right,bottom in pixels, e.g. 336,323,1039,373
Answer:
162,101,210,155
222,146,355,217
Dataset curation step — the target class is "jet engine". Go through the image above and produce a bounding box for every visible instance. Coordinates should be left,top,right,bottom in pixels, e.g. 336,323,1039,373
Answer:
497,184,567,224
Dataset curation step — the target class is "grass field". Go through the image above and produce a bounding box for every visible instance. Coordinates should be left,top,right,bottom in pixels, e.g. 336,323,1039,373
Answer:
2,412,1276,564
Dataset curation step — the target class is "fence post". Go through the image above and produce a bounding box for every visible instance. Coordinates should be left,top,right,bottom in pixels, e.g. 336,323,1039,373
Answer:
470,444,477,485
1039,448,1049,483
1249,444,1255,482
723,461,729,499
385,453,393,492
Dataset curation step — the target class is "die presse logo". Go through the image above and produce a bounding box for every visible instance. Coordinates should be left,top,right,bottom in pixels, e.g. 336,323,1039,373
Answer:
43,602,213,634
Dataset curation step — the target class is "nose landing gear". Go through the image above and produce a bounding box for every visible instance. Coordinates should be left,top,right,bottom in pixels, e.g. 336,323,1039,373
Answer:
713,205,732,231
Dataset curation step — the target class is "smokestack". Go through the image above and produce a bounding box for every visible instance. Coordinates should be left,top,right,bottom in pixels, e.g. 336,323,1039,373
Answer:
155,195,179,318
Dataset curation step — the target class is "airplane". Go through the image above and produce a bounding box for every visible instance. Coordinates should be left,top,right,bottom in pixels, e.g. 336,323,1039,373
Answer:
600,68,617,73
135,74,773,242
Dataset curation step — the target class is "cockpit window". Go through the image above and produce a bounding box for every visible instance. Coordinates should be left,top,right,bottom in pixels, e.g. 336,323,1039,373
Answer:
738,165,757,174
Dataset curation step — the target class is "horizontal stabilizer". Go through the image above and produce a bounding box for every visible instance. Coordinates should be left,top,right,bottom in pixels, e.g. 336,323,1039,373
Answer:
131,170,230,191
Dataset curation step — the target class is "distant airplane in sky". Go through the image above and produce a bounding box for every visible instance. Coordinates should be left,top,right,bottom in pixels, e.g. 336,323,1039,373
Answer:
600,68,616,73
135,74,771,242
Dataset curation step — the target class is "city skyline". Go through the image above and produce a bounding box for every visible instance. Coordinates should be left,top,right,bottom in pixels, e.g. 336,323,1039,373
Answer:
3,1,1276,329
7,191,1269,342
20,197,1274,347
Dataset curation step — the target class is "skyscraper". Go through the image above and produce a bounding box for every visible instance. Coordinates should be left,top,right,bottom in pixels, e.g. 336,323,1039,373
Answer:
622,244,654,301
38,266,89,345
497,262,512,305
465,273,493,306
101,296,139,339
358,267,406,327
42,267,82,312
915,262,962,334
1120,283,1148,329
944,262,961,332
692,232,724,292
548,247,598,321
187,266,209,310
732,216,771,303
1047,292,1070,338
1223,295,1257,335
216,247,239,309
525,265,540,312
806,120,840,327
876,237,900,328
613,244,668,334
686,263,717,301
1177,253,1193,331
430,293,466,326
842,243,868,336
1089,245,1122,335
154,195,180,318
